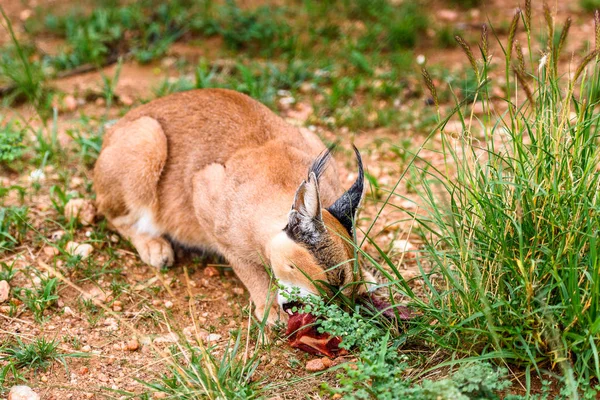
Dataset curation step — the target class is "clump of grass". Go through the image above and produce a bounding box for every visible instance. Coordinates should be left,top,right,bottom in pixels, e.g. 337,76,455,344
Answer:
0,119,26,167
0,206,29,251
14,276,59,322
580,0,600,13
0,337,83,385
217,0,291,56
395,5,600,395
144,328,263,399
0,7,52,117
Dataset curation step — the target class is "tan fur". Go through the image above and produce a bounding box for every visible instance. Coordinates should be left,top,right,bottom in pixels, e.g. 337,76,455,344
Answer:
94,88,372,324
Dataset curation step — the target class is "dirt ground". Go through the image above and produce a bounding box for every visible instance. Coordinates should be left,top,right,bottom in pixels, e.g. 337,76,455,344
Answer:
0,0,596,398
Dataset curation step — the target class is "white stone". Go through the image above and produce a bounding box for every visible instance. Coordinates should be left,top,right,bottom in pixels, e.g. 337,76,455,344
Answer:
66,242,93,260
8,386,40,400
64,198,96,226
0,280,9,303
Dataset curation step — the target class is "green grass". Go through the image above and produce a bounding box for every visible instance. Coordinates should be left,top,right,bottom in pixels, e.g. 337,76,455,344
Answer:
0,7,53,118
0,119,25,167
580,0,600,13
358,5,600,397
15,276,60,323
0,336,83,386
144,326,264,399
0,206,29,251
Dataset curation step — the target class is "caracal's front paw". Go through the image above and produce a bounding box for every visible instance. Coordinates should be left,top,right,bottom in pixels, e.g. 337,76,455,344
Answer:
139,237,174,268
255,301,289,326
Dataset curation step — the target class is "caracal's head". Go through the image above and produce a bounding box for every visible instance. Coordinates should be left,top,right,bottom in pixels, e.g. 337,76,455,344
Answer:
267,147,376,312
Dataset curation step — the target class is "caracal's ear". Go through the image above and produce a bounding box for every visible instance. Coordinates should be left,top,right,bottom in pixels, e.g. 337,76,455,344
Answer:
327,145,364,236
285,150,332,244
292,172,322,222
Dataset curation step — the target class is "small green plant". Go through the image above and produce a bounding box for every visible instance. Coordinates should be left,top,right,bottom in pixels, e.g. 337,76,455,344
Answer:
218,0,291,56
0,120,25,167
0,206,29,251
0,7,52,117
0,261,17,283
0,336,83,385
580,0,600,12
145,330,263,399
15,276,59,322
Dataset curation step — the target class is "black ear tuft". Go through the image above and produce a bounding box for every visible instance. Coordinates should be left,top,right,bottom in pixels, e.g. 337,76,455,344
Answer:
327,145,364,235
308,147,333,181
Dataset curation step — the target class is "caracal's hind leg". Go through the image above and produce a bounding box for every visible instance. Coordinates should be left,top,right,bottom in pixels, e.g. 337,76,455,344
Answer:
94,116,174,268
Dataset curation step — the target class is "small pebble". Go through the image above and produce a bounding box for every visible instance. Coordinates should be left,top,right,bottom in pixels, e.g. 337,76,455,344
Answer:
64,95,77,112
203,266,219,277
164,300,174,309
125,339,140,352
305,358,326,372
64,198,96,226
79,366,89,375
66,242,94,260
206,333,221,342
8,386,40,400
81,345,92,353
0,280,10,303
43,246,60,256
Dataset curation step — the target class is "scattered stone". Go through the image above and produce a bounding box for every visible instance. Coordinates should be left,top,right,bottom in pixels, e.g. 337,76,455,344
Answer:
43,246,60,256
0,280,10,303
153,393,167,399
81,345,92,353
232,287,245,296
83,286,109,304
153,332,179,344
112,301,123,312
8,385,40,400
206,333,221,342
125,339,140,352
66,242,94,260
164,300,174,309
110,234,120,243
437,9,458,22
19,9,32,21
305,358,326,372
97,372,109,383
64,95,78,112
120,95,134,106
40,375,48,383
471,101,485,115
392,240,417,258
64,198,96,226
50,230,65,241
63,306,76,317
152,299,162,307
203,266,219,277
299,82,314,94
79,366,89,375
332,394,342,400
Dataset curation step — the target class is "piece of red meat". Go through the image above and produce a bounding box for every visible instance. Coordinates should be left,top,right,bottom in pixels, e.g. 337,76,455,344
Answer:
286,312,342,358
365,294,413,320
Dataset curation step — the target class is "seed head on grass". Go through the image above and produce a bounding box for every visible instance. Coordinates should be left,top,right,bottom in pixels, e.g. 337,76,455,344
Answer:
506,9,520,66
595,10,600,51
480,24,489,61
544,3,554,52
515,40,526,74
524,0,532,33
574,49,600,83
455,35,480,82
513,66,535,107
421,67,439,110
